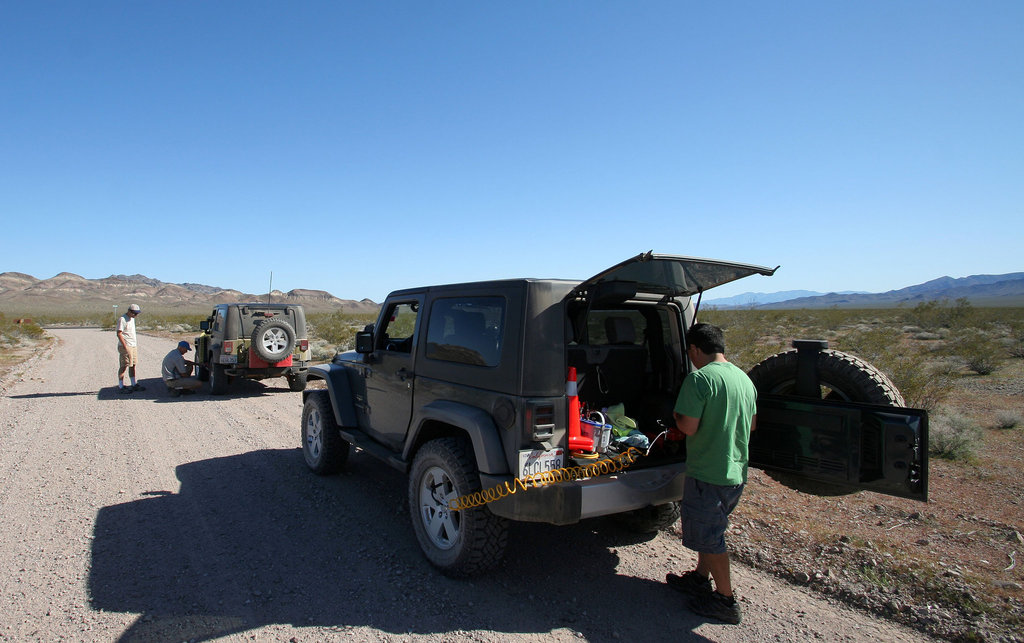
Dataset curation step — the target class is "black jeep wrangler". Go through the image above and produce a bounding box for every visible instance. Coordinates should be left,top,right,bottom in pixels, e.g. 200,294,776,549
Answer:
195,303,311,394
300,252,927,576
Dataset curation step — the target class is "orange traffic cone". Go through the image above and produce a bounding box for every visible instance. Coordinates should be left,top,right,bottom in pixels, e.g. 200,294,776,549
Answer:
566,367,593,454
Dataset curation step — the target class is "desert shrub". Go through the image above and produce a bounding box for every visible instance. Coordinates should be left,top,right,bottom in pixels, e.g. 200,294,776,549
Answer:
0,314,46,345
903,298,975,331
837,325,952,411
994,411,1021,430
308,338,336,362
307,311,377,353
698,309,788,371
929,412,983,461
1008,322,1024,359
949,329,1006,375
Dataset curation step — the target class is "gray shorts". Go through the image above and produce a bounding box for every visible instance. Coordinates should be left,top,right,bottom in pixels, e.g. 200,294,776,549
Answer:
681,476,745,554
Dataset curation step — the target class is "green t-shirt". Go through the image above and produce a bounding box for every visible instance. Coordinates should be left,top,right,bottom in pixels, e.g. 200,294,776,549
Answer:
674,361,757,486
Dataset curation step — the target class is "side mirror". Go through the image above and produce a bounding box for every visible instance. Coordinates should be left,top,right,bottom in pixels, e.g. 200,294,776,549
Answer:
200,320,210,331
355,330,375,354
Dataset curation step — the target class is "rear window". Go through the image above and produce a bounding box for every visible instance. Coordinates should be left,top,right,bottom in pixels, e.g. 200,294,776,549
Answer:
585,309,647,346
426,297,505,367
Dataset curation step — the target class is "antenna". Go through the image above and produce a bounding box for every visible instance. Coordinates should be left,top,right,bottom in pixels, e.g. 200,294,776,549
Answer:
268,271,273,305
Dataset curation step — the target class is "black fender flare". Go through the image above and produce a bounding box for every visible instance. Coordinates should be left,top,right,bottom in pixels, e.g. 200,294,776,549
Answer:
305,363,359,428
406,400,508,475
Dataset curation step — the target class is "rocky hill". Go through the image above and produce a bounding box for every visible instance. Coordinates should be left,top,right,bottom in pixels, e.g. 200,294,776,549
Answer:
708,272,1024,309
0,272,378,314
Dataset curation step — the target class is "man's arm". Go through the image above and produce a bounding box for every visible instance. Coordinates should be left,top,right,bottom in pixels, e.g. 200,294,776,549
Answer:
750,415,757,432
673,411,700,436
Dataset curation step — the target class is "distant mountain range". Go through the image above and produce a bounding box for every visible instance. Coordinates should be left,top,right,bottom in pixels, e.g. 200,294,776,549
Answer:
705,272,1024,308
0,272,379,314
2,270,1022,315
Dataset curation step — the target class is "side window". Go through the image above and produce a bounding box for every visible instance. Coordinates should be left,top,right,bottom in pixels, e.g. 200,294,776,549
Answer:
379,302,418,353
425,297,505,367
214,308,226,332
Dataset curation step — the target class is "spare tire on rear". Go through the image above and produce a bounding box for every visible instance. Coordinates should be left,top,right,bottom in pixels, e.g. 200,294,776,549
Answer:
747,348,905,406
251,319,296,363
746,348,905,496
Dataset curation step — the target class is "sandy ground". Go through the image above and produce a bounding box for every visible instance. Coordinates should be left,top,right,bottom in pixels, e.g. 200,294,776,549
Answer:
0,328,941,642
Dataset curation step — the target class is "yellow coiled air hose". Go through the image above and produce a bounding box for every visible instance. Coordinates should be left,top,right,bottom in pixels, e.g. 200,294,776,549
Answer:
448,446,645,511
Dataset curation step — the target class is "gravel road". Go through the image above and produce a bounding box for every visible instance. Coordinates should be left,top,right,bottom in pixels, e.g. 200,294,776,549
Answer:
0,329,940,643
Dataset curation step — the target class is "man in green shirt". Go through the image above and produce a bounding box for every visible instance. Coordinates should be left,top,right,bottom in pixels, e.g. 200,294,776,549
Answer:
666,323,757,625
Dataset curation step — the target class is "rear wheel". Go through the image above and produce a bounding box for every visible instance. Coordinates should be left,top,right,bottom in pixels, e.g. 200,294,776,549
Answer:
210,364,229,395
301,391,349,474
613,502,681,533
747,348,904,495
288,372,308,392
408,437,508,577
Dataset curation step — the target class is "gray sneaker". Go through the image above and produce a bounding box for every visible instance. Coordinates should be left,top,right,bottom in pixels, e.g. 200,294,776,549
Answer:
689,591,741,625
666,571,712,596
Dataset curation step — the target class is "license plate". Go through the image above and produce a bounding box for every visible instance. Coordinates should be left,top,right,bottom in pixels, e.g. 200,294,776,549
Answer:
518,448,564,478
219,354,237,364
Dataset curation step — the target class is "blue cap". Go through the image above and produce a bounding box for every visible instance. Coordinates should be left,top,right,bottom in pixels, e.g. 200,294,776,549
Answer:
178,341,191,350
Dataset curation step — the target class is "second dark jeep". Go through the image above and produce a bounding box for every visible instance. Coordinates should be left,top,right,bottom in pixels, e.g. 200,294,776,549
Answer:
195,303,311,394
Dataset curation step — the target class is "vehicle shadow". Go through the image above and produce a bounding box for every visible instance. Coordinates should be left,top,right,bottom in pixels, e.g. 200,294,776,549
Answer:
92,377,298,402
89,449,716,642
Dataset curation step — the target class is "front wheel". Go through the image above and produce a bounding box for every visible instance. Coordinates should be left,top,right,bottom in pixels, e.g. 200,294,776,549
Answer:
301,391,349,474
408,438,509,577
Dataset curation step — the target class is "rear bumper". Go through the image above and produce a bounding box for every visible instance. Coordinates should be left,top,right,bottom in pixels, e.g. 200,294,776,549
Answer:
481,462,687,525
225,363,309,379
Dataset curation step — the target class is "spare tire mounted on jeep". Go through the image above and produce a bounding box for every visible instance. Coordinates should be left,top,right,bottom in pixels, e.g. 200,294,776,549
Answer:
251,319,296,363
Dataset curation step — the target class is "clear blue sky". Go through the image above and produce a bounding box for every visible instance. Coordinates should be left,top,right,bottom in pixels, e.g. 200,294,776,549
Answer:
2,2,1021,303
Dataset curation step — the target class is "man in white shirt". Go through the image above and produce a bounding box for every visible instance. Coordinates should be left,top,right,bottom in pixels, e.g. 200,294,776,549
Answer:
116,303,144,394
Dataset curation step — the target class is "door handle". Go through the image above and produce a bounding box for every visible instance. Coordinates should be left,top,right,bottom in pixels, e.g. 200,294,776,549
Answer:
397,367,413,381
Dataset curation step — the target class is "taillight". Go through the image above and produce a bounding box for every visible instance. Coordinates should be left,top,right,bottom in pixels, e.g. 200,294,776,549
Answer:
223,341,234,354
299,339,309,351
531,404,555,441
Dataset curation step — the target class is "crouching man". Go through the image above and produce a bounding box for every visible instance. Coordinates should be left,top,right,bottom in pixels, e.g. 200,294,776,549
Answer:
162,341,203,396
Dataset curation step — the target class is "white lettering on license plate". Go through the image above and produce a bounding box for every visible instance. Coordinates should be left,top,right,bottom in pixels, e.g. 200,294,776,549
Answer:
518,448,564,478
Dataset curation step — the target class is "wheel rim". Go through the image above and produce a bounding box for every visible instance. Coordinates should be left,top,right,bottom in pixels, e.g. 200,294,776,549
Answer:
305,406,323,461
261,328,289,354
763,379,856,402
417,465,460,550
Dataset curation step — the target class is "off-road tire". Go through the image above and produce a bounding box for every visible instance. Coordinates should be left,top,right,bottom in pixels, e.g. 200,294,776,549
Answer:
408,437,509,577
612,502,681,533
747,348,905,495
288,372,308,392
301,391,349,475
251,319,296,363
210,364,230,395
747,348,905,406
